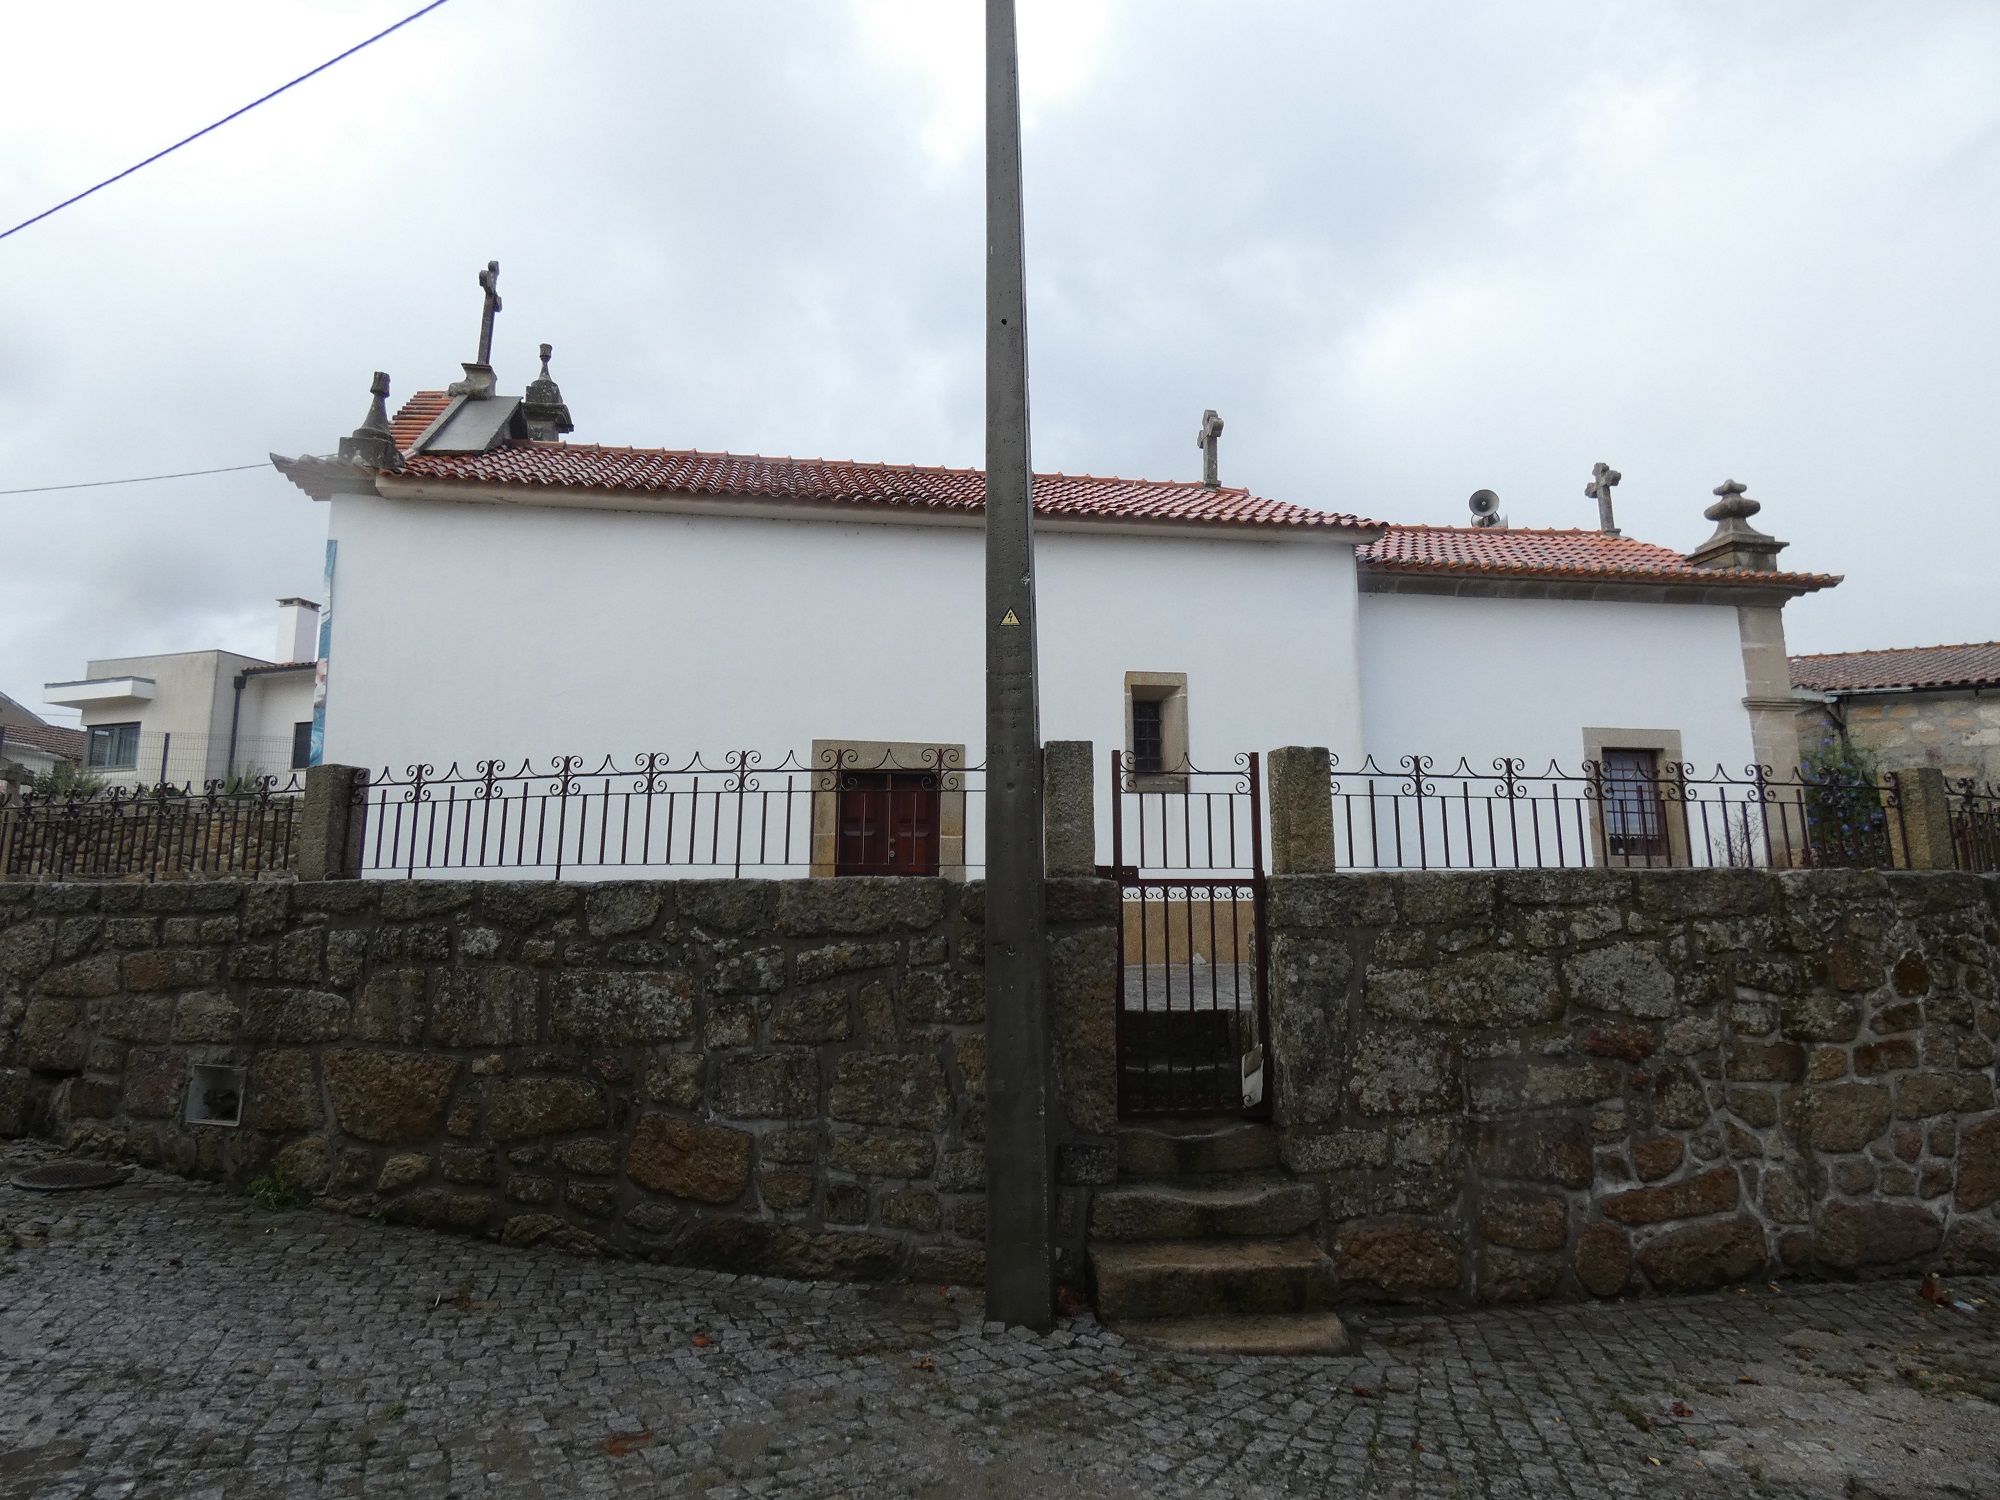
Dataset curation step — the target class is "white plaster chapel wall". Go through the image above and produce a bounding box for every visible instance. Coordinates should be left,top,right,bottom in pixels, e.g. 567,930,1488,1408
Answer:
320,493,1364,843
1356,591,1759,777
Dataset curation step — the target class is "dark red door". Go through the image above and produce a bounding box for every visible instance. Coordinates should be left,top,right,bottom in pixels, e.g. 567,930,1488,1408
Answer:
835,772,941,876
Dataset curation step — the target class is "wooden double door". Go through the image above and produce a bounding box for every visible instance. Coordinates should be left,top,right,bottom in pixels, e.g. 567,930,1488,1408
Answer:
834,771,941,877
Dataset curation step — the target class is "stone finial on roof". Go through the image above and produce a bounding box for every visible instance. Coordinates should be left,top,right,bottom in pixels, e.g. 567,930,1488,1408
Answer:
1585,462,1621,536
447,259,503,398
522,342,574,441
1687,478,1787,572
335,371,403,471
1197,409,1224,488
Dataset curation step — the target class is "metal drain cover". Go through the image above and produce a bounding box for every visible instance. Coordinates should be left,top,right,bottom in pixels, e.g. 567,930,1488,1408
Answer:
10,1161,134,1193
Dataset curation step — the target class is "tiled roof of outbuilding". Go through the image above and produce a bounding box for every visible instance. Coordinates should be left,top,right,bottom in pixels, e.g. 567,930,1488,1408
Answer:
1790,642,2000,693
1360,525,1839,591
0,722,85,760
385,394,1381,534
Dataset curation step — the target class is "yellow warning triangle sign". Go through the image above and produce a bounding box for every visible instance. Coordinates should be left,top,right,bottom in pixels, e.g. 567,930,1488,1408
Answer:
1000,608,1021,626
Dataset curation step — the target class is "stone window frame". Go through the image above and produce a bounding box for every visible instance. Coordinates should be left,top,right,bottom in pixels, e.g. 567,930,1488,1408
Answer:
808,739,968,880
1124,672,1190,792
1580,726,1689,869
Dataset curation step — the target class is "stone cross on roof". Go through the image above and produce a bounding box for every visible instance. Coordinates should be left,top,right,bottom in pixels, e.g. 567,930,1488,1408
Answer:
1585,461,1621,536
476,260,503,366
1197,409,1224,489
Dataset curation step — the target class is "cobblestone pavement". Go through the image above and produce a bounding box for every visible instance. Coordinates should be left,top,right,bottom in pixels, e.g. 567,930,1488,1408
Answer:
2,1144,1998,1500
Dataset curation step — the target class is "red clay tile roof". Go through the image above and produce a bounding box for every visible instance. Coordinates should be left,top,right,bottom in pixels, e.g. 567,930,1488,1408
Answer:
385,394,1381,534
1791,642,2000,693
1360,525,1840,591
389,390,453,452
380,394,1840,585
0,722,85,760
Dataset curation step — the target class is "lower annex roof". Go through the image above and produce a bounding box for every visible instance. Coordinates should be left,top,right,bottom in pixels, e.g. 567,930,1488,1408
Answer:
1791,642,2000,693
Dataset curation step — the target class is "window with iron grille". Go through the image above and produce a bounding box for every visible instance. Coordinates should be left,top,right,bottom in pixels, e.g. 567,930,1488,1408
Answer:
85,722,140,770
835,771,941,876
1602,748,1670,860
1131,697,1165,775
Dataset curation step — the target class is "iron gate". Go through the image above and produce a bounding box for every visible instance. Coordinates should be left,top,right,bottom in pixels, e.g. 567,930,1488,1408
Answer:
1109,749,1270,1118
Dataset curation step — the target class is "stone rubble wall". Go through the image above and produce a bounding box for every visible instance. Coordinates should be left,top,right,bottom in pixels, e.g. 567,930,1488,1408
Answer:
7,866,1996,1303
0,876,1118,1287
1269,869,2000,1301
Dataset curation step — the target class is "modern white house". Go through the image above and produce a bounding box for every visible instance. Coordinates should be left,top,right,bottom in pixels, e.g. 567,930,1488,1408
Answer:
40,600,321,789
271,289,1838,873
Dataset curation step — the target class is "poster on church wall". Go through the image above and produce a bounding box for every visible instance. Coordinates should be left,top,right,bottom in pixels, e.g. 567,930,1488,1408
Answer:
308,539,335,767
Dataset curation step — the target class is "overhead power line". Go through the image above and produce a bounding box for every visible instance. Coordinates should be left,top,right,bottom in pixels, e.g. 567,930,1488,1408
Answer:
0,463,268,497
0,0,454,243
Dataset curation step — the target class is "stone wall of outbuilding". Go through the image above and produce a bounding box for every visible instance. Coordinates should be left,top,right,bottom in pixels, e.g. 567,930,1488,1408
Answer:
0,876,1118,1289
1267,868,2000,1300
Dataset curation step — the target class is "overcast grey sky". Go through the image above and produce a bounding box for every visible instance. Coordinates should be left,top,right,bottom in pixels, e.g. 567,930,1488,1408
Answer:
4,1,1996,723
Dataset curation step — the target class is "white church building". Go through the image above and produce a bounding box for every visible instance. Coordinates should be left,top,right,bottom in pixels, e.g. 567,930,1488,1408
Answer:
273,279,1837,873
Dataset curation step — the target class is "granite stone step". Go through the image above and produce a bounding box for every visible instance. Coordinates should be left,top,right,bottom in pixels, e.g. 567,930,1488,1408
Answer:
1090,1238,1338,1321
1106,1312,1351,1357
1116,1118,1278,1178
1089,1176,1320,1242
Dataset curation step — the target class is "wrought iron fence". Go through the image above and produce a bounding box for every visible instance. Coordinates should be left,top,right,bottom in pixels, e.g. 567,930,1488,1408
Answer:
355,749,985,879
0,777,302,881
1952,780,2000,873
1322,756,1976,871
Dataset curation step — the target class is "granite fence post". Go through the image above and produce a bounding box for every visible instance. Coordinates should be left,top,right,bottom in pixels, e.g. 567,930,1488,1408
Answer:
295,764,369,880
1044,741,1096,877
1267,745,1336,875
1891,767,1957,871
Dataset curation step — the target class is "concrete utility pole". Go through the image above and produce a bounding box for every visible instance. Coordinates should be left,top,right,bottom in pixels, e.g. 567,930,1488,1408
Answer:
983,0,1055,1330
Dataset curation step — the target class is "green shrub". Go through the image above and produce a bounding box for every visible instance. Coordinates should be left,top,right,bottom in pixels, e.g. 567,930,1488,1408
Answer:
1798,734,1889,867
30,761,105,798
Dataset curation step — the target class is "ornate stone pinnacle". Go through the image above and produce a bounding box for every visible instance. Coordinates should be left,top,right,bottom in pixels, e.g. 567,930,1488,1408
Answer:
1705,478,1760,522
523,341,574,441
1689,478,1784,571
336,370,402,471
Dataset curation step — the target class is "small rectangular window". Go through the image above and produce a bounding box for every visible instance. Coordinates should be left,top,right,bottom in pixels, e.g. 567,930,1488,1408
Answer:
1124,672,1189,786
1602,748,1669,860
86,722,140,770
291,721,314,770
1131,698,1165,775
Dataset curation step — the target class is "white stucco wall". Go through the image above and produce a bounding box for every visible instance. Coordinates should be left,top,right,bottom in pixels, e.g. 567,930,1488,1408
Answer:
1357,592,1755,774
319,493,1364,869
235,671,316,777
1354,590,1763,869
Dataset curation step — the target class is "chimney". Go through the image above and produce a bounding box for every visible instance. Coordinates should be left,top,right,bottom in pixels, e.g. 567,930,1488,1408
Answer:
276,598,321,664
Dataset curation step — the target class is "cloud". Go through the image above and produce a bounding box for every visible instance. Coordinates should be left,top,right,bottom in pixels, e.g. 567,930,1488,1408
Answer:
3,0,1996,725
